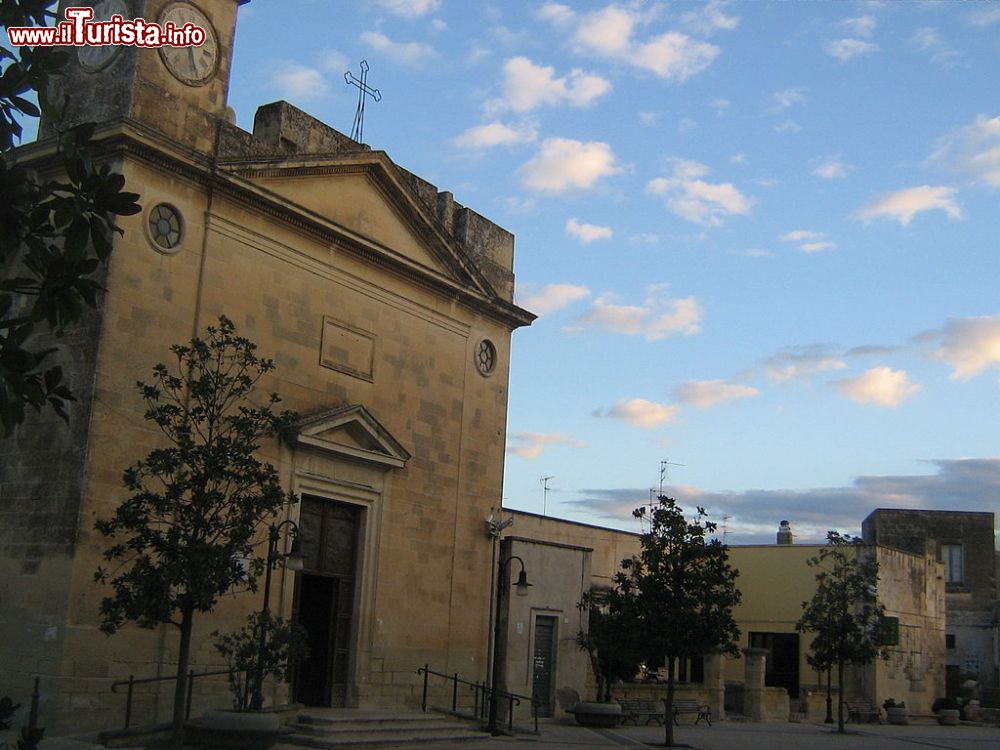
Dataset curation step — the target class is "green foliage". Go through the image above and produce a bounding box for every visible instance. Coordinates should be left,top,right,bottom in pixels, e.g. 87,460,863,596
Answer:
213,612,308,712
0,696,43,750
0,695,17,730
595,496,741,745
1,0,142,435
94,316,297,632
576,590,643,702
93,317,296,746
796,531,885,670
796,531,885,732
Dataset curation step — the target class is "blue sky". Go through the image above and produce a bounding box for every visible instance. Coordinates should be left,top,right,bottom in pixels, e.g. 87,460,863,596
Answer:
223,1,1000,544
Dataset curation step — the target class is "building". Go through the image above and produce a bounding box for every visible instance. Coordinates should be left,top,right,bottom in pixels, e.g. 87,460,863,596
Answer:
0,0,532,733
500,512,945,719
862,509,999,691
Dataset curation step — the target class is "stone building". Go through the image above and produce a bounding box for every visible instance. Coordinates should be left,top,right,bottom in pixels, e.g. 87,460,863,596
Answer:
862,509,999,691
0,0,532,733
501,512,945,719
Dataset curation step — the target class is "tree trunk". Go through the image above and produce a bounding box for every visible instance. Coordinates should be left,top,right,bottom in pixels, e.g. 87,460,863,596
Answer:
664,655,676,747
171,606,195,750
836,657,845,733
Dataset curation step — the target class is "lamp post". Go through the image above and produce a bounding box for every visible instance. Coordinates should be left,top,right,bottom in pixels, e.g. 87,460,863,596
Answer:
825,667,834,723
251,519,304,711
487,553,531,736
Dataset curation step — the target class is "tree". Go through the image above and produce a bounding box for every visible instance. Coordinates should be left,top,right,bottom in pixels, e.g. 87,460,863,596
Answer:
94,317,296,749
1,0,141,435
796,531,886,733
577,589,643,702
605,496,741,746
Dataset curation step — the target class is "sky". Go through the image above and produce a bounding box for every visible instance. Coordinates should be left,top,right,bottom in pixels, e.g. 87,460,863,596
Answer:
17,1,991,544
222,1,1000,545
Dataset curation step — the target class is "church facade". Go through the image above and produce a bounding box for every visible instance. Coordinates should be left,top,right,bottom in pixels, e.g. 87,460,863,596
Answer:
0,0,533,733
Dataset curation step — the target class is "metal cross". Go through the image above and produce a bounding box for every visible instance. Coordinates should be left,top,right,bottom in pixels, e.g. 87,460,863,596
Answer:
345,60,381,143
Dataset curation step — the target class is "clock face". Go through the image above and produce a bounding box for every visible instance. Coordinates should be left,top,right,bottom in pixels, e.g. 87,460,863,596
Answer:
158,3,219,86
77,0,129,72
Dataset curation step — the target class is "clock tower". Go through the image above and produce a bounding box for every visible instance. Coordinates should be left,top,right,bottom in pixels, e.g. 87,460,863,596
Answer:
41,0,246,154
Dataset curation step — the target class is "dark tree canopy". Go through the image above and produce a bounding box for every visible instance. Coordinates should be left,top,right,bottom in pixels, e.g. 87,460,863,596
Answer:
94,317,296,748
1,0,141,434
595,496,741,746
796,531,885,732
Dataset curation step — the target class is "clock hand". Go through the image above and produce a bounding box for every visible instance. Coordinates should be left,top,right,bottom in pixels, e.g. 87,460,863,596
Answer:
187,46,197,76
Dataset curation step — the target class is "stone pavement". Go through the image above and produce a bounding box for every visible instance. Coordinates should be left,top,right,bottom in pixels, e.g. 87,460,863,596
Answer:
416,717,999,750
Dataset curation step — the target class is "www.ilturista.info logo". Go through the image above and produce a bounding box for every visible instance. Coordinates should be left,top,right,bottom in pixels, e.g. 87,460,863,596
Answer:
6,7,206,48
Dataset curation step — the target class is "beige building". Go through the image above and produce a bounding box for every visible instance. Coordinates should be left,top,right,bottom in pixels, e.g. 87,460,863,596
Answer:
1,0,532,734
502,512,945,719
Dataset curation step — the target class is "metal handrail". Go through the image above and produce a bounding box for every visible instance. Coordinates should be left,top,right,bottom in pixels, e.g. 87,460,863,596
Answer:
110,668,235,729
416,664,539,734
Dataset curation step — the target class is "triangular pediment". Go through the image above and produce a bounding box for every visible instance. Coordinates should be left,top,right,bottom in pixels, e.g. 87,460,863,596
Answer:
226,154,494,297
291,404,410,469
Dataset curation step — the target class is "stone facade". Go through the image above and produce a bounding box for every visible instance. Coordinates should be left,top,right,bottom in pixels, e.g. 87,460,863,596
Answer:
862,509,998,690
1,0,532,733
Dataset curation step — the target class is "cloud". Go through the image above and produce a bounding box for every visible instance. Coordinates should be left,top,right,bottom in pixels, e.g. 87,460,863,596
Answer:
535,3,576,27
969,6,1000,26
374,0,441,17
577,285,703,340
647,159,752,227
507,432,584,460
838,15,877,38
566,218,613,244
857,185,962,226
520,138,621,194
832,367,921,407
926,316,1000,380
452,121,537,151
517,283,591,315
930,115,1000,187
593,398,679,429
780,229,836,253
680,1,740,35
672,380,759,408
360,31,438,65
825,38,878,61
566,458,1000,544
770,87,809,111
911,27,959,68
540,4,721,82
487,57,612,114
271,61,329,100
761,345,846,382
813,156,850,180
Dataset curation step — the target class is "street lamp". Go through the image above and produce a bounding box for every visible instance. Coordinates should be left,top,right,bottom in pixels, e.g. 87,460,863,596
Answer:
488,553,531,736
251,519,305,711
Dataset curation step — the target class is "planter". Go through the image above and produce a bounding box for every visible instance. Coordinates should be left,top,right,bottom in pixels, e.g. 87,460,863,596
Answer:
936,709,960,726
185,709,287,750
573,701,623,728
886,707,909,725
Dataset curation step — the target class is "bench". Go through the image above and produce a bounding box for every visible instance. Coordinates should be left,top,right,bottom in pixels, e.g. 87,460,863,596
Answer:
619,699,665,726
672,699,711,725
845,700,881,724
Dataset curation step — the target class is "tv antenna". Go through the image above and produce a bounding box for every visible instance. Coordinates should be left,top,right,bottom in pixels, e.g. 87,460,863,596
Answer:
659,458,685,495
345,59,381,143
722,515,732,544
540,476,554,516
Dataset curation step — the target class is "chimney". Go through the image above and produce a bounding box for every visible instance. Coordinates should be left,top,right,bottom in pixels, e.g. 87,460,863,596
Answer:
777,520,794,545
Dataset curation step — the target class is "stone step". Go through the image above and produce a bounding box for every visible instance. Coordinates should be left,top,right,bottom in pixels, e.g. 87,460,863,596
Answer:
277,710,485,749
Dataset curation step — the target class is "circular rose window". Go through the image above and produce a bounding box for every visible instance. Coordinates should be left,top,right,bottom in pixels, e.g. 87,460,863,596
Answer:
475,339,497,376
147,203,183,252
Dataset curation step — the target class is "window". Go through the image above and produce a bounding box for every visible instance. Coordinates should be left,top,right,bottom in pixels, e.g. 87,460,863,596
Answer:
945,634,956,649
942,543,964,584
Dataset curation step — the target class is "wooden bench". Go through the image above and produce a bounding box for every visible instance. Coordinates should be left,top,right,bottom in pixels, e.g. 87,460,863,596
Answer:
672,699,712,725
619,698,665,726
845,700,881,724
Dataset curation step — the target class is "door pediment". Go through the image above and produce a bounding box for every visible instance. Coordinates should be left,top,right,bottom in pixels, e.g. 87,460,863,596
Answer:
290,404,410,469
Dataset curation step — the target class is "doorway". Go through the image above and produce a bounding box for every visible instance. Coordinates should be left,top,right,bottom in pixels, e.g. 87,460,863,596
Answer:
532,615,558,717
293,497,360,707
749,632,800,699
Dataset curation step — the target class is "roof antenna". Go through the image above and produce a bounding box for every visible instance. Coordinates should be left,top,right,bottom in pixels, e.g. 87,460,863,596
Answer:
540,476,554,516
345,60,381,143
659,457,685,495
